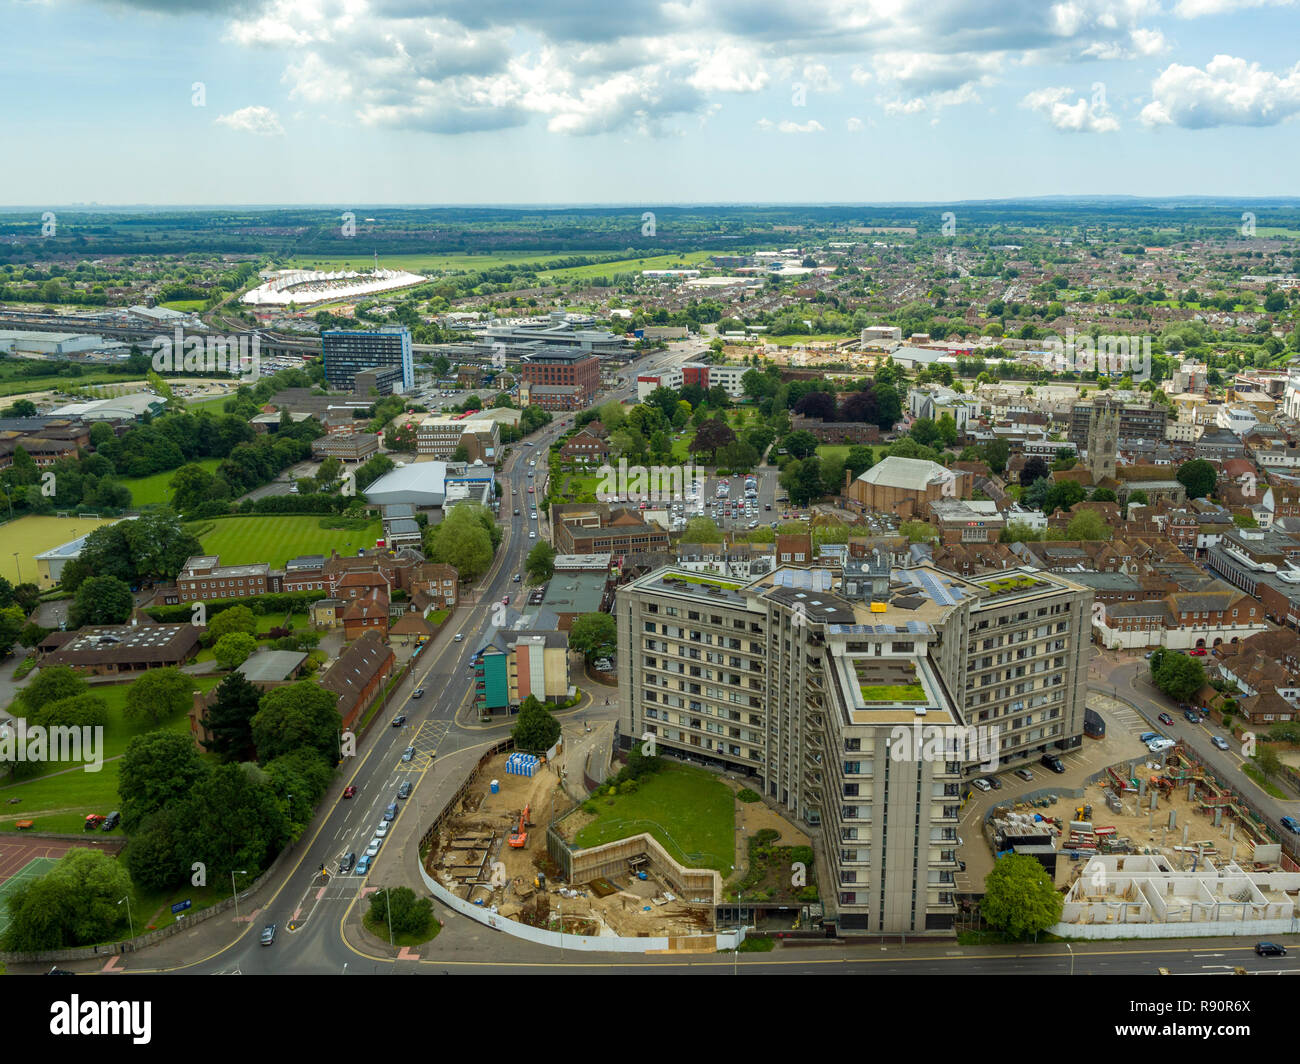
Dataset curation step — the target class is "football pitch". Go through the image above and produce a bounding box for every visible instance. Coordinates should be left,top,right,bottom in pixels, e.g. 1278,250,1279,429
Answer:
0,514,123,587
194,515,384,569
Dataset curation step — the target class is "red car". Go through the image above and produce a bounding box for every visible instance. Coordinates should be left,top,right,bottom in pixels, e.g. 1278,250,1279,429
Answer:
1190,648,1208,656
1158,713,1174,726
343,785,357,799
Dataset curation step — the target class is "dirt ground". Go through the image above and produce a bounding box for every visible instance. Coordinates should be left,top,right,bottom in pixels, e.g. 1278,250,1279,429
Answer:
985,757,1275,893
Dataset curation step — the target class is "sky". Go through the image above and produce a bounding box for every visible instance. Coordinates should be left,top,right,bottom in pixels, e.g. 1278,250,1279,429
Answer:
4,0,1300,205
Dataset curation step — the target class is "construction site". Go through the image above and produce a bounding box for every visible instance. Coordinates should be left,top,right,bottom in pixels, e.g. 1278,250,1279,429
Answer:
982,746,1300,936
421,750,719,939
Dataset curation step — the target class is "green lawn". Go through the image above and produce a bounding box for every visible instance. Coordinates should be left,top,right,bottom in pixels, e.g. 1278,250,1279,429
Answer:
286,251,610,274
858,683,925,702
124,458,221,508
0,514,123,587
815,444,855,465
159,299,207,313
193,515,383,568
0,674,223,834
761,333,856,347
574,764,735,874
540,250,721,282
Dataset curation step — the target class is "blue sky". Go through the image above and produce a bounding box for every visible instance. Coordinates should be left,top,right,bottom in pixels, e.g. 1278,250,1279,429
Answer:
4,0,1300,205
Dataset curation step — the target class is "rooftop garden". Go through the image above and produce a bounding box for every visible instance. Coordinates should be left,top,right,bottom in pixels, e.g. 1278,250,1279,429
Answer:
853,659,926,703
980,576,1043,596
665,573,743,591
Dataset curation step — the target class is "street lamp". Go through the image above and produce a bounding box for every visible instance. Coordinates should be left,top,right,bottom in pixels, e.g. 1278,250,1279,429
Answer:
117,896,134,940
1065,941,1074,976
11,553,20,584
231,869,247,922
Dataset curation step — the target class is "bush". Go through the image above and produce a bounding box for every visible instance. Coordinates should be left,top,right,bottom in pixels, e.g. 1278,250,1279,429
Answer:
737,788,761,803
619,780,639,794
582,800,598,815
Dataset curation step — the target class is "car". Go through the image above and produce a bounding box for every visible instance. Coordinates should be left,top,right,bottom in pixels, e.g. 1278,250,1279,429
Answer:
1255,941,1288,956
401,746,415,762
340,851,356,873
1147,738,1176,753
1211,736,1231,751
398,781,413,799
1158,713,1174,726
502,596,510,606
365,838,381,857
1184,709,1200,723
512,488,517,495
1190,647,1208,656
970,778,992,792
529,531,536,538
260,923,277,946
375,821,390,838
102,811,121,831
343,785,357,799
1282,816,1300,835
454,633,464,642
1014,768,1034,782
412,689,425,699
513,509,520,515
513,573,521,582
355,855,372,875
1041,754,1066,774
391,714,407,727
1139,732,1160,743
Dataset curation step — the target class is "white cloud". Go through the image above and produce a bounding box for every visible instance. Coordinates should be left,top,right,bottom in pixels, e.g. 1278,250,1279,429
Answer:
1141,55,1300,127
1172,0,1295,17
756,117,825,133
1022,85,1119,131
215,105,285,135
846,116,865,131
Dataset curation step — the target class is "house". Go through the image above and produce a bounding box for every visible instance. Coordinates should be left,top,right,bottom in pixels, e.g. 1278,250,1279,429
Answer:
341,590,390,640
39,619,200,676
559,428,611,464
318,630,396,731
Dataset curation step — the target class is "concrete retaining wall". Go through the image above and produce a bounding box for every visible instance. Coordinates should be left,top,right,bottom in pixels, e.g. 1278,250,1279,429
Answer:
1050,918,1298,941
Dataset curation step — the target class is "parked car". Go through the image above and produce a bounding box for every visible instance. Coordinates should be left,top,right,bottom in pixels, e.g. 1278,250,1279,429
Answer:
1139,732,1160,743
1256,941,1287,956
375,821,390,838
342,785,357,799
391,714,407,727
983,776,1002,790
340,852,356,873
1041,754,1065,774
1190,648,1208,656
384,802,398,821
970,778,992,792
1211,736,1231,751
1147,738,1176,753
355,855,372,875
1183,709,1200,723
365,838,382,857
260,924,277,946
102,811,121,831
1281,816,1300,835
1158,713,1174,726
1014,768,1034,782
397,781,413,799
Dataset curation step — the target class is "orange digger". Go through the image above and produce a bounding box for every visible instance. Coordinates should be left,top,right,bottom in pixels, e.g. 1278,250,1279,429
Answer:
509,803,530,848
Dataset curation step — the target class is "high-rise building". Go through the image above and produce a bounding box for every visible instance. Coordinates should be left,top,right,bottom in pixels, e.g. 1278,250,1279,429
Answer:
615,562,1092,935
322,328,414,393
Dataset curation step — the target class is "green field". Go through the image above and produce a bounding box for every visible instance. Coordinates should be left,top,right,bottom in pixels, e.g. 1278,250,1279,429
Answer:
124,457,221,507
761,333,856,347
286,251,610,274
194,514,383,568
574,764,735,874
0,514,124,587
540,250,721,282
159,299,207,312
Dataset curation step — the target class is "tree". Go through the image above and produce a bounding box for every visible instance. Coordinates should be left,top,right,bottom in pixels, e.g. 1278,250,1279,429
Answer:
423,503,495,583
981,854,1063,940
0,605,23,657
1151,653,1205,702
213,632,257,671
781,430,820,460
368,886,435,937
1176,459,1217,500
845,445,874,478
1043,479,1086,515
1256,744,1282,780
1020,457,1050,487
568,613,617,660
682,516,722,542
119,731,208,833
1089,488,1117,502
0,848,133,951
1000,521,1044,544
206,604,257,642
18,665,88,714
512,695,561,752
689,416,736,460
250,680,342,764
525,541,556,583
28,693,108,730
899,520,939,544
172,762,288,882
200,669,263,762
1066,510,1112,541
781,456,824,507
124,667,194,726
70,574,134,628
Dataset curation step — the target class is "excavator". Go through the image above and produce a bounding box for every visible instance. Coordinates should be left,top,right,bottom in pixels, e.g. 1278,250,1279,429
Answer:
509,803,530,848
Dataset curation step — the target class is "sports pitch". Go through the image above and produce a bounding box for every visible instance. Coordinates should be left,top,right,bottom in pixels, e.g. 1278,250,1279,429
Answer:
195,514,384,569
0,514,122,587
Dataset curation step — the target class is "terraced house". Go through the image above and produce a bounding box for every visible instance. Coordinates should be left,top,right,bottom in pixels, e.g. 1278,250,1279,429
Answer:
615,562,1091,937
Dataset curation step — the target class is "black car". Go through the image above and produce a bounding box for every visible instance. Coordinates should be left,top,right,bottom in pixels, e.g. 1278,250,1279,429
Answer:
102,810,121,831
340,851,356,873
1183,708,1200,723
984,776,1003,790
1255,941,1287,956
391,714,406,727
397,781,413,799
1041,754,1065,774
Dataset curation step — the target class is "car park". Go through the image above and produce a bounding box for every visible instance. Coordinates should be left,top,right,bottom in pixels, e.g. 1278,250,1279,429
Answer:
260,924,277,946
1158,713,1174,726
1014,768,1034,782
983,776,1002,790
1211,736,1231,751
398,781,413,799
970,778,992,792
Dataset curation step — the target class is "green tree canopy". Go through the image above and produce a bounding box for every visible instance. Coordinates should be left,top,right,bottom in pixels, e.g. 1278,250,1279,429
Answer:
0,848,133,951
200,669,263,763
251,680,342,764
207,604,257,641
70,574,134,628
568,613,616,660
124,667,194,726
981,854,1064,940
119,731,208,834
1176,459,1217,500
213,631,257,671
511,695,562,752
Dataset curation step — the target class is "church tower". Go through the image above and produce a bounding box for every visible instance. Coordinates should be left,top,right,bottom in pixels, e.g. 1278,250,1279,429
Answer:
1085,404,1118,483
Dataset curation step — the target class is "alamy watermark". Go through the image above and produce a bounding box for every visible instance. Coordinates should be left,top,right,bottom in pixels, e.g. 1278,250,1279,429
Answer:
1042,328,1151,381
596,459,705,510
0,718,104,772
889,720,1000,772
151,326,259,376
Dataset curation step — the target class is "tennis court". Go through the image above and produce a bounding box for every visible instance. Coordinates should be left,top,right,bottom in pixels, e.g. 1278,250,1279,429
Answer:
0,853,58,937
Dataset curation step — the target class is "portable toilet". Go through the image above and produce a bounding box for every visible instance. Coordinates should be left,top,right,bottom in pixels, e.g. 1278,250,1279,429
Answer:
490,779,500,794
